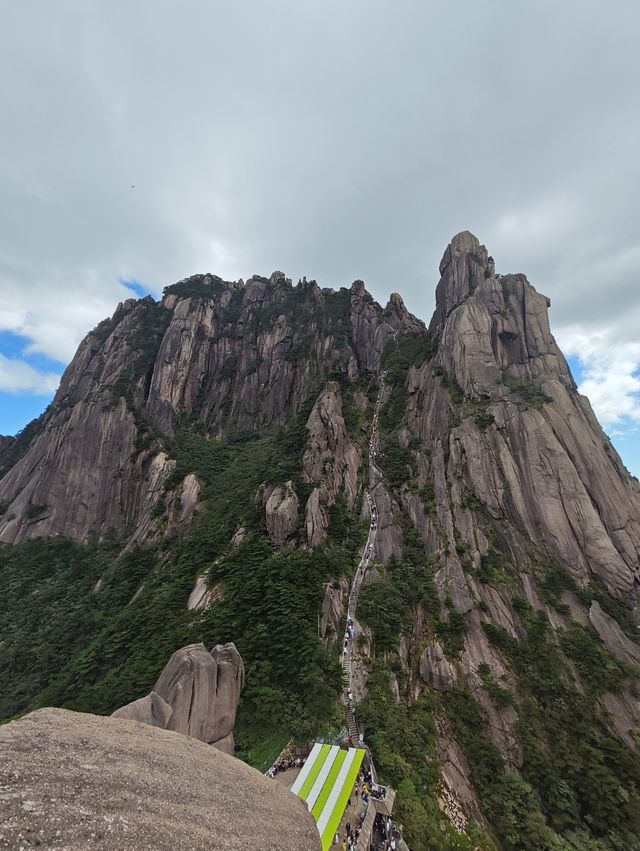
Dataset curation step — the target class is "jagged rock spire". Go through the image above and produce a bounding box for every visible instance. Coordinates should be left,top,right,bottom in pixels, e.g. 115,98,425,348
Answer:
429,231,491,334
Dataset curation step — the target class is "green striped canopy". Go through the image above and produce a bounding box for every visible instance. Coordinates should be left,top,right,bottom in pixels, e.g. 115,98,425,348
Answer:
291,743,365,851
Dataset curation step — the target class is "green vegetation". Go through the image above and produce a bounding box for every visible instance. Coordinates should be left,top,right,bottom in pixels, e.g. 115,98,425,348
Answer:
381,333,439,376
435,369,496,432
358,557,439,654
163,275,227,300
380,333,438,432
539,563,639,641
358,665,495,851
25,502,47,519
0,417,344,747
380,440,416,491
0,536,154,719
477,663,515,709
377,334,437,490
3,283,640,851
434,367,465,405
503,374,552,410
327,493,369,570
435,601,467,658
443,686,564,850
479,606,640,848
198,535,342,744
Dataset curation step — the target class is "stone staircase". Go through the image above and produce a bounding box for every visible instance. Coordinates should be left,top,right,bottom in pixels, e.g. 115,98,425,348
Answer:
340,374,386,740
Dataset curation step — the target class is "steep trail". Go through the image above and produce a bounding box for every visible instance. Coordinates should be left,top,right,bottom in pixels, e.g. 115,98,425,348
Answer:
341,371,386,747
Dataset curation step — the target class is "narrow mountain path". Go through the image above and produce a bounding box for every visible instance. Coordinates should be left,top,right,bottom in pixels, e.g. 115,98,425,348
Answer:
340,371,386,745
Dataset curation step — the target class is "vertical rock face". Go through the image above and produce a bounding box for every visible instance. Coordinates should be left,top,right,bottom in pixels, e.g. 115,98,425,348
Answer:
406,232,640,598
1,232,640,846
303,381,362,546
0,275,424,544
419,641,456,691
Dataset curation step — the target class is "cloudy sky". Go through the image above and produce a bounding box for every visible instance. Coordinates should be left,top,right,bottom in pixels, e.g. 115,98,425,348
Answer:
1,0,638,474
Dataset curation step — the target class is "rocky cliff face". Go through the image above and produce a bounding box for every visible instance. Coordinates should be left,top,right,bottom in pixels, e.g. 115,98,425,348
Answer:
0,274,423,544
2,232,640,849
344,233,640,848
415,232,640,597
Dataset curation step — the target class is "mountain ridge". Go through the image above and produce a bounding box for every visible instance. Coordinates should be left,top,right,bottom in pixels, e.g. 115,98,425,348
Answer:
1,231,640,850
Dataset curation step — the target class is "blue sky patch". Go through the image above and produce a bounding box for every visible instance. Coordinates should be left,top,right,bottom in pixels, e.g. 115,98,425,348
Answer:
0,390,54,436
0,330,67,373
121,279,157,299
566,355,584,386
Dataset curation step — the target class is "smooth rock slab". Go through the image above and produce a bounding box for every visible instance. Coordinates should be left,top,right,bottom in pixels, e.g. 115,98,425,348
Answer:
0,708,320,851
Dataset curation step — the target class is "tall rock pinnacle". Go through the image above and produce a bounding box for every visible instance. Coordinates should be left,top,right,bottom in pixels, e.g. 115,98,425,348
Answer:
429,231,491,333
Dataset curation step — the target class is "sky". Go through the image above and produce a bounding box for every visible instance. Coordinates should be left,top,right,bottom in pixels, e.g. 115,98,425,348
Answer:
0,1,638,475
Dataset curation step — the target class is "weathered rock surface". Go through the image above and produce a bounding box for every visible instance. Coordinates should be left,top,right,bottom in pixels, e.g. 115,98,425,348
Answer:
186,574,222,611
406,231,640,601
262,480,300,545
419,641,456,691
589,601,640,667
320,576,350,647
153,642,245,754
0,708,320,851
111,691,172,728
436,715,488,831
303,381,362,546
111,642,244,754
0,275,423,544
0,434,14,464
2,231,640,842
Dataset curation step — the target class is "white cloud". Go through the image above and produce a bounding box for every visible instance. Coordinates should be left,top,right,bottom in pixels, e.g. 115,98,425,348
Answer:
0,354,61,395
0,271,155,363
557,327,640,426
495,197,581,249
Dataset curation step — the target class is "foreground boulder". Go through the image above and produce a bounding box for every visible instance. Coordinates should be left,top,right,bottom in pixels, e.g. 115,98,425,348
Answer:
0,708,320,851
112,642,244,754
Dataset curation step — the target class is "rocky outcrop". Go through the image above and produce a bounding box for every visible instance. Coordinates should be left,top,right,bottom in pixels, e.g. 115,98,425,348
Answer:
370,232,640,823
0,708,320,851
303,382,362,546
320,576,350,644
111,691,173,728
187,575,222,611
436,715,488,832
261,480,300,545
419,641,456,691
2,230,640,845
406,231,640,599
153,643,244,754
112,642,244,754
589,601,640,667
0,275,423,544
